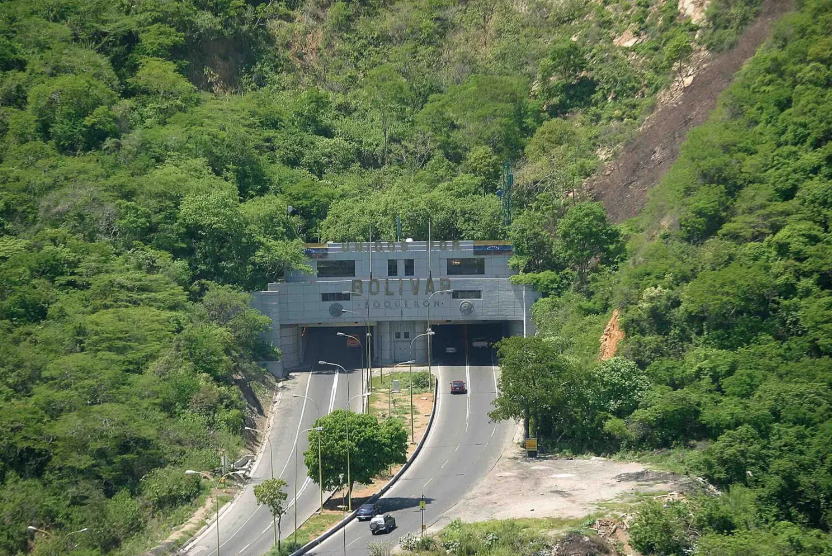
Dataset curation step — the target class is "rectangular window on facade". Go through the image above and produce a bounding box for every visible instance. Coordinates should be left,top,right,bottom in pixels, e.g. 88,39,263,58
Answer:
403,331,410,339
317,260,356,277
395,332,401,339
404,259,415,276
388,259,398,276
321,292,350,302
447,258,485,275
452,290,482,299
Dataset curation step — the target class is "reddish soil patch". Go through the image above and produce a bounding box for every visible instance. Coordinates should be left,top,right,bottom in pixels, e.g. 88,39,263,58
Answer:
599,309,625,361
589,0,795,223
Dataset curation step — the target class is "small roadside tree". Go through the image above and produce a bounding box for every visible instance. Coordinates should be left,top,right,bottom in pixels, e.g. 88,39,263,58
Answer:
254,478,288,550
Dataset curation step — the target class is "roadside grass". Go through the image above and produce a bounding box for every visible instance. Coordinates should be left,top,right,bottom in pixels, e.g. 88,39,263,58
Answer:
408,516,601,556
614,447,693,475
263,510,344,554
369,370,431,422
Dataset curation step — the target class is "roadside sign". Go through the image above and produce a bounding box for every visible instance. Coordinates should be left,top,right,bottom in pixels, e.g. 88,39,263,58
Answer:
526,438,538,458
419,500,426,510
346,336,360,347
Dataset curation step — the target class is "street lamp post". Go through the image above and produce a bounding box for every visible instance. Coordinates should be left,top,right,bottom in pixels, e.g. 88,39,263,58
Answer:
336,332,366,413
341,294,373,390
184,470,245,556
341,393,369,512
292,394,323,514
426,289,453,392
318,361,350,408
27,526,89,551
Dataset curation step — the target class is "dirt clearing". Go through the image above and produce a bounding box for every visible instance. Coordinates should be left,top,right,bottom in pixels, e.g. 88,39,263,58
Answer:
437,424,686,527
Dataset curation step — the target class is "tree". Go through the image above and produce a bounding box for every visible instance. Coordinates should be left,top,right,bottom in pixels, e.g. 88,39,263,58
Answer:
489,336,576,441
304,410,407,494
254,478,288,550
556,202,623,286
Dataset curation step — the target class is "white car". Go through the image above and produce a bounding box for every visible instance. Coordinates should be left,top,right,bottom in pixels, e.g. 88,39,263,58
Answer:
444,345,457,354
472,337,489,348
369,514,396,534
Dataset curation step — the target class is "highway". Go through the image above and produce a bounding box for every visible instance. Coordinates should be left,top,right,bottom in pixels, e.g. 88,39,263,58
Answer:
182,367,365,556
307,357,513,556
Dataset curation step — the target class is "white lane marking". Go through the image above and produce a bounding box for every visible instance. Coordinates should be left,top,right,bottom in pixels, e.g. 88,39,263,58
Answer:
423,477,433,488
347,538,361,548
440,459,449,469
490,427,496,438
239,542,251,554
492,364,499,396
465,359,471,432
454,445,460,452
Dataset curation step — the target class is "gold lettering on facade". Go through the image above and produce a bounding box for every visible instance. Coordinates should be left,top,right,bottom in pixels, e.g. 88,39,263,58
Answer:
398,278,403,295
425,277,435,295
439,278,451,292
409,278,420,295
384,278,394,295
401,240,408,251
369,279,380,295
352,279,363,294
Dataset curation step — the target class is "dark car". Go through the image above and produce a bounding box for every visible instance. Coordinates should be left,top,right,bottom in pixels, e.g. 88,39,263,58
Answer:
369,514,396,534
450,380,467,394
356,503,381,521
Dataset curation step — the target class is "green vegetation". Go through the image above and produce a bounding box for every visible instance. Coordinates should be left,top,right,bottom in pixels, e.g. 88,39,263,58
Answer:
304,409,407,493
254,478,289,551
397,517,595,556
489,0,832,552
0,0,774,552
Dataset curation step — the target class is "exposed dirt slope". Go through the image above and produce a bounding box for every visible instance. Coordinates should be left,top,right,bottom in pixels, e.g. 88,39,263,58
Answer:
599,309,624,361
589,0,794,223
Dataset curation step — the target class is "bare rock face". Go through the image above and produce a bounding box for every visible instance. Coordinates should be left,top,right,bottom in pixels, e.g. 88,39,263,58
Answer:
678,0,711,24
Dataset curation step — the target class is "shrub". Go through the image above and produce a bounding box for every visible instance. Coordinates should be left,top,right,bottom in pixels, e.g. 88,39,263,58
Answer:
141,466,202,512
368,540,392,556
630,500,693,556
411,371,431,390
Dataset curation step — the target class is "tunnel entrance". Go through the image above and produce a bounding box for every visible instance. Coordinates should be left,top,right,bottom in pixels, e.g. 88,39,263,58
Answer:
302,325,368,371
430,322,508,366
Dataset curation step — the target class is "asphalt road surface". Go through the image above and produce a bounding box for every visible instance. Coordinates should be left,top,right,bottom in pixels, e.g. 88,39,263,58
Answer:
182,367,365,556
307,359,513,556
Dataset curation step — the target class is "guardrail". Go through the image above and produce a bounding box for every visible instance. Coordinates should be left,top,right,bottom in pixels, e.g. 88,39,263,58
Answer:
289,377,440,556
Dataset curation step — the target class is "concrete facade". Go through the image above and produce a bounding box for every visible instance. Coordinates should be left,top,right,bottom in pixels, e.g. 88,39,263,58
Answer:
251,240,538,369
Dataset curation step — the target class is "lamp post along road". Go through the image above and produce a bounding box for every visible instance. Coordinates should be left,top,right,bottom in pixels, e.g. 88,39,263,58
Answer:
336,332,366,413
185,470,245,556
426,289,453,391
409,329,434,441
292,394,323,514
341,294,372,392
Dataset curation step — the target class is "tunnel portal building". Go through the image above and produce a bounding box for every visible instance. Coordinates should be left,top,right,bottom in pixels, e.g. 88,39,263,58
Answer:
251,240,538,372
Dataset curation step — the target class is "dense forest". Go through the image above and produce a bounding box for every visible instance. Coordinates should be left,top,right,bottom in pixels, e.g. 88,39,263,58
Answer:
0,0,786,553
494,0,832,553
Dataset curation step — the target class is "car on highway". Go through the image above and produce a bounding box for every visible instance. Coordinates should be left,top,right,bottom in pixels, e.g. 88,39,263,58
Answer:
471,337,489,348
450,380,467,394
356,503,381,521
444,343,457,354
369,514,396,534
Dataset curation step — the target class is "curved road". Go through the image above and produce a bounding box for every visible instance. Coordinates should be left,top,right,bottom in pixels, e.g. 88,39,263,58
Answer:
308,359,513,556
182,368,365,556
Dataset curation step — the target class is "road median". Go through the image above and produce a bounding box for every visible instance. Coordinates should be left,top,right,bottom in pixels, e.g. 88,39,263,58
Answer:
288,376,439,556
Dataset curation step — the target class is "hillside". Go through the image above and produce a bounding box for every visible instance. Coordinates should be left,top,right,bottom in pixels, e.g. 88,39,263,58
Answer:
0,0,790,554
494,0,832,553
